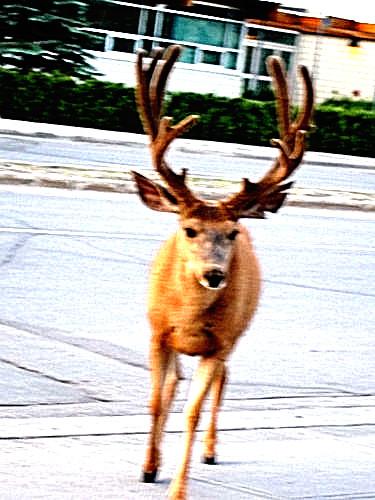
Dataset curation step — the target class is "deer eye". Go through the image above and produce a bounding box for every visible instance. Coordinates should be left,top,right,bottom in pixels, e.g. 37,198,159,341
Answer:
228,229,239,241
184,227,198,238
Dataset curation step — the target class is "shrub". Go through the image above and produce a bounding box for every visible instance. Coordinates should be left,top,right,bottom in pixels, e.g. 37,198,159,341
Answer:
311,105,375,157
321,97,373,111
166,93,278,145
0,68,143,133
0,67,373,157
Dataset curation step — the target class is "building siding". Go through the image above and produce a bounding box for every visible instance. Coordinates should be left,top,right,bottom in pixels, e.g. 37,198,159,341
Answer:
294,35,375,103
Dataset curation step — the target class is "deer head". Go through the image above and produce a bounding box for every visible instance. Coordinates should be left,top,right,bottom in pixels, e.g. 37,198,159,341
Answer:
133,45,313,290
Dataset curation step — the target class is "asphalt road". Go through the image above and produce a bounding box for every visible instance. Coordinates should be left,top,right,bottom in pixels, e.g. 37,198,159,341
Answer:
1,133,374,192
1,184,374,394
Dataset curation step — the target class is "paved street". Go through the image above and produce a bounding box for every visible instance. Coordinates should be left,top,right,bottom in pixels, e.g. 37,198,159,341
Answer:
0,123,374,192
1,119,374,214
1,182,374,499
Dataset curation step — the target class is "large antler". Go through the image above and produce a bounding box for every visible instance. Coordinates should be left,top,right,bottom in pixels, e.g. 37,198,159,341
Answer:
223,56,314,218
135,45,199,206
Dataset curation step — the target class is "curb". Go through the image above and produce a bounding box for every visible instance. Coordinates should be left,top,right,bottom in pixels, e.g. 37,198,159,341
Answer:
1,159,374,212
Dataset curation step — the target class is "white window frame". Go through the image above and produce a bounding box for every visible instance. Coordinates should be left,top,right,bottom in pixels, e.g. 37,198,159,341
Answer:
241,23,298,91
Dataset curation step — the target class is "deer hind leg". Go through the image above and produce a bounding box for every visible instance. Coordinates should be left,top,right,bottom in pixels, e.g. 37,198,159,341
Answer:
142,347,179,483
202,363,227,465
169,356,224,500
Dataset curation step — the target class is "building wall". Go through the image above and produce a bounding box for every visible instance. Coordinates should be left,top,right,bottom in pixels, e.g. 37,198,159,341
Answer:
84,2,297,99
91,34,375,104
85,2,375,104
296,34,375,103
90,50,242,97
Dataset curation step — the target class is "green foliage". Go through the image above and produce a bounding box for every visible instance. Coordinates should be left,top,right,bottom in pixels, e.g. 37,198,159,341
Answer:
0,67,373,157
0,68,142,132
0,0,100,77
321,97,374,111
166,93,277,146
311,105,375,157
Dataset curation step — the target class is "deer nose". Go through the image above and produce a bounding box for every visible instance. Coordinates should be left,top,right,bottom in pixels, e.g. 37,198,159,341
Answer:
202,269,226,289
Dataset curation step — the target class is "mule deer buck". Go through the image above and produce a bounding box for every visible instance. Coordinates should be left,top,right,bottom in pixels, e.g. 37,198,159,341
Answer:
132,45,313,500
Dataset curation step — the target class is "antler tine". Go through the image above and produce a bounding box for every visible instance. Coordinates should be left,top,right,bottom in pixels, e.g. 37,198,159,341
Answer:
267,57,313,140
150,45,181,131
135,45,200,206
223,55,313,218
136,48,161,139
257,58,314,188
136,47,180,139
266,56,290,140
291,64,314,133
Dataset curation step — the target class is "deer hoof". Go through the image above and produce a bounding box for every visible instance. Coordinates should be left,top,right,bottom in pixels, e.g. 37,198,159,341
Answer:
202,455,216,465
142,469,158,483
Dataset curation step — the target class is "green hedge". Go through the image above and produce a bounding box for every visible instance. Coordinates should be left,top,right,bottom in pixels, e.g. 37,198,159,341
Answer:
321,97,373,111
0,69,143,133
0,68,374,157
166,92,278,145
310,105,375,157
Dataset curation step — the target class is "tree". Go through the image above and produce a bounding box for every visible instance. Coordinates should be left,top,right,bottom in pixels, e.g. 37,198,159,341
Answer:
0,0,101,77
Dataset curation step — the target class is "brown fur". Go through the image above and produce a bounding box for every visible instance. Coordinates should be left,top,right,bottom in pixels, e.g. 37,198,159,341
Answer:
138,200,261,499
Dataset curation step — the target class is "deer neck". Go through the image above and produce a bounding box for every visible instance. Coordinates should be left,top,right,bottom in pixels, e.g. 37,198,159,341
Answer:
178,265,221,313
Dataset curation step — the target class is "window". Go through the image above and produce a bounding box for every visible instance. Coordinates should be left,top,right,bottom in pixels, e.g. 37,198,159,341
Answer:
247,27,296,45
225,23,241,49
259,48,274,76
281,50,292,70
242,78,274,100
143,10,156,36
255,80,273,99
112,38,135,53
140,39,154,53
163,14,240,50
224,52,237,70
260,29,296,45
201,50,221,65
167,15,226,47
244,46,254,73
179,46,196,64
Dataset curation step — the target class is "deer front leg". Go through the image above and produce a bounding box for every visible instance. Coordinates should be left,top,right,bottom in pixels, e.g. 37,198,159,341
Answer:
202,363,227,465
168,356,224,500
159,353,180,430
142,345,171,483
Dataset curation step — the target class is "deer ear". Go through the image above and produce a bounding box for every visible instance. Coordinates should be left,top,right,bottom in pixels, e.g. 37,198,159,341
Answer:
237,182,293,219
132,171,180,213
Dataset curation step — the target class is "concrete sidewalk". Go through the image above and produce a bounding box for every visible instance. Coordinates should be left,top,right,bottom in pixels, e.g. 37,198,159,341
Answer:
1,118,375,169
1,322,375,499
0,118,374,211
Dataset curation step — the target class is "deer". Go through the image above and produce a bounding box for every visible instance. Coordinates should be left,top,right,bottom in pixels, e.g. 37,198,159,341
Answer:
132,44,313,500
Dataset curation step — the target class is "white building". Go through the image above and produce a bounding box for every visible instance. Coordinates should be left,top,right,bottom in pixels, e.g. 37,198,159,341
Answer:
84,1,375,103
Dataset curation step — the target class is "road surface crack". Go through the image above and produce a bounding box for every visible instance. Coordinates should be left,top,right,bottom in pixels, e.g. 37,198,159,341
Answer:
0,233,33,267
0,357,76,386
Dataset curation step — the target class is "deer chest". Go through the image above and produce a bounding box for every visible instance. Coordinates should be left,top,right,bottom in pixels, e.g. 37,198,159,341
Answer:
167,321,223,356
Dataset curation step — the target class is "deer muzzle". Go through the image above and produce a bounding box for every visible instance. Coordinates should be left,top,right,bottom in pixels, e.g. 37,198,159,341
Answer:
199,268,227,290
